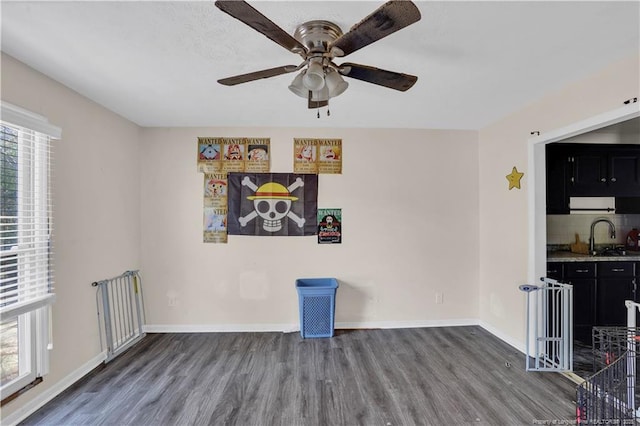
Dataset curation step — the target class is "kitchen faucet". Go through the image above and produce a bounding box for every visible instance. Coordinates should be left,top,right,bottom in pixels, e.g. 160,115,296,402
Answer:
589,217,616,255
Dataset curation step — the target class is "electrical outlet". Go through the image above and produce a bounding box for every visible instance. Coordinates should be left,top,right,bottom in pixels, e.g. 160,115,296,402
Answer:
168,298,178,307
435,292,444,304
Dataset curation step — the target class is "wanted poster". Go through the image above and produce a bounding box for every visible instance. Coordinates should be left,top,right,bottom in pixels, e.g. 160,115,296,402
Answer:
203,173,228,243
222,138,246,173
244,138,270,173
197,137,222,173
293,138,342,174
203,207,228,243
317,208,342,244
204,172,228,207
293,139,318,174
198,137,271,174
317,139,342,174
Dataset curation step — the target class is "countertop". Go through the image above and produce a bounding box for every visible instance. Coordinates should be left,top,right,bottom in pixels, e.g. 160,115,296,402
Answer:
547,250,640,262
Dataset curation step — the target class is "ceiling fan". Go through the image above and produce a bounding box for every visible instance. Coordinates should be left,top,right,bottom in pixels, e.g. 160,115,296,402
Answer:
214,0,421,110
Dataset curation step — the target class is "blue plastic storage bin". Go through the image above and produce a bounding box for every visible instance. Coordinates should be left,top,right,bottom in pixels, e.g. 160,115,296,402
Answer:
295,278,339,338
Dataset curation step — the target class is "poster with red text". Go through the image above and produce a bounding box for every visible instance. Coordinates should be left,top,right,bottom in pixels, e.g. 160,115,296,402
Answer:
317,208,342,244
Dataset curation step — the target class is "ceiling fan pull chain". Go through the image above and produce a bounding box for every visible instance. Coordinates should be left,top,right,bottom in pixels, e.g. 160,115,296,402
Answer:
317,109,320,119
327,107,330,117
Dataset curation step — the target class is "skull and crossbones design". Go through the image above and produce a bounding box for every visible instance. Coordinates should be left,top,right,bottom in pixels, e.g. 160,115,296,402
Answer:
238,176,306,232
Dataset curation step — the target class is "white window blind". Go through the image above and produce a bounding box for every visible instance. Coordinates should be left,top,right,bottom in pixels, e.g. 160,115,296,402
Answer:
1,103,59,322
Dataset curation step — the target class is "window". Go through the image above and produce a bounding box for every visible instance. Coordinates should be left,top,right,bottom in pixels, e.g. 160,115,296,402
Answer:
0,102,60,398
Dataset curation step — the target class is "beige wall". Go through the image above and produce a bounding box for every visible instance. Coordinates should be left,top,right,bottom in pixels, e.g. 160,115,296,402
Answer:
139,127,480,329
478,53,640,344
1,53,141,420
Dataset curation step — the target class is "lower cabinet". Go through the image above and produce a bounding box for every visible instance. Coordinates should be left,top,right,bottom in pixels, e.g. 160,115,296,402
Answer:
565,262,596,344
546,261,637,344
596,262,635,327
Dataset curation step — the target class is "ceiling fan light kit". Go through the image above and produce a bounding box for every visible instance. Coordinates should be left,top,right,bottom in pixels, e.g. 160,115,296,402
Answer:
325,69,349,98
287,71,307,98
215,0,421,113
303,58,326,91
289,65,348,101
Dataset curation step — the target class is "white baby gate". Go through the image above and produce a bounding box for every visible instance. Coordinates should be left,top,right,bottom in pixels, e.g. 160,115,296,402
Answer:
625,299,640,414
520,277,573,372
92,270,145,363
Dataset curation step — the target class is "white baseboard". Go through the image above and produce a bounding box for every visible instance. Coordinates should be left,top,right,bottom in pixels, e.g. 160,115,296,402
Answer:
144,318,480,334
479,321,526,354
336,318,479,329
143,323,297,333
2,351,107,426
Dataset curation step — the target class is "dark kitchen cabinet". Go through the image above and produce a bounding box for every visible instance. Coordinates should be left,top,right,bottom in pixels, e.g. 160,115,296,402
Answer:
569,146,608,196
617,197,640,214
596,262,635,326
568,145,640,197
609,150,640,195
547,260,638,343
564,262,597,344
546,145,570,214
546,144,640,213
546,262,563,280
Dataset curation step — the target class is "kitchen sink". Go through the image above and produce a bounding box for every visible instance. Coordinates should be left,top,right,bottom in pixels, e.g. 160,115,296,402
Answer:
593,247,627,257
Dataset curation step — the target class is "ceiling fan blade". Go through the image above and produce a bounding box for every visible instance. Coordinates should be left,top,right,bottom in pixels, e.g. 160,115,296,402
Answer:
215,1,307,54
308,91,328,109
330,1,421,57
218,65,298,86
339,63,417,91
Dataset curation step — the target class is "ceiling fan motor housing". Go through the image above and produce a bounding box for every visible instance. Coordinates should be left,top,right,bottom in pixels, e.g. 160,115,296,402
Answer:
294,20,343,54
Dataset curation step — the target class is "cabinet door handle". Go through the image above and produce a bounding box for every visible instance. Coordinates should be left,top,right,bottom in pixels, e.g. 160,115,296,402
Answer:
600,178,607,182
610,177,617,182
611,268,625,272
575,269,590,273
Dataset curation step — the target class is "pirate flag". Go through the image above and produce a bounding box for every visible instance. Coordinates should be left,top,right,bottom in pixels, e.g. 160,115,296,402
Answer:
227,173,318,236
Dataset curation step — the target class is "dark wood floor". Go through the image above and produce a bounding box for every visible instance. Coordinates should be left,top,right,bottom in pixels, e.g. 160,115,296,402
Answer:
573,340,596,379
22,326,577,425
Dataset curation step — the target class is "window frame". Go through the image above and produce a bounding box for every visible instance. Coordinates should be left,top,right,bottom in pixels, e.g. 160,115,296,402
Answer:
0,102,59,398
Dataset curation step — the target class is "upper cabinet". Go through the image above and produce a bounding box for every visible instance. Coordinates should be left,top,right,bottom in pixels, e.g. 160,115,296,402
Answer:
570,145,640,196
546,144,571,214
609,149,640,194
546,143,640,214
569,146,609,195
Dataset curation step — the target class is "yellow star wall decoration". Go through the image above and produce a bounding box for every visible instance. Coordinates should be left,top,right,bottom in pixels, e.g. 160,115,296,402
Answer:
506,166,524,190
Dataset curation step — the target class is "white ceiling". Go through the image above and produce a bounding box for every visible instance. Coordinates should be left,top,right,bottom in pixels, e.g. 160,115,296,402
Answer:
2,1,639,130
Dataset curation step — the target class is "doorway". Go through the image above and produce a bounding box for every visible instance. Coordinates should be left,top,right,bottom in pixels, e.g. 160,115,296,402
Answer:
527,103,640,375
